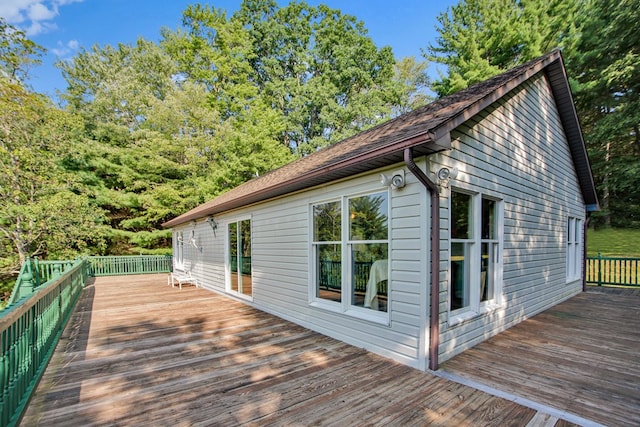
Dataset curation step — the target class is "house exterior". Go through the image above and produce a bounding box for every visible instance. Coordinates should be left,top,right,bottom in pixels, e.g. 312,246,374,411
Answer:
162,50,598,371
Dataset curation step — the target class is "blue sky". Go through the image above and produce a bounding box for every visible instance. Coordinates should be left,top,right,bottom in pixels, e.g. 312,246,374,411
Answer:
1,0,456,101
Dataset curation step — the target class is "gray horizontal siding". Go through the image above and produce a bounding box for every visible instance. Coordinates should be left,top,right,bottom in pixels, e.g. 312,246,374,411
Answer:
437,73,584,362
178,167,428,369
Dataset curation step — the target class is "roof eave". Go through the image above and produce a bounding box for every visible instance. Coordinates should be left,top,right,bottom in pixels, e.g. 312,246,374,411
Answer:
432,50,599,211
544,54,600,211
162,132,449,228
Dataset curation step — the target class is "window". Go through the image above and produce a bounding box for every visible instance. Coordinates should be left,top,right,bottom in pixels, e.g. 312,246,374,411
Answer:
312,191,389,315
174,231,184,268
228,219,252,297
566,217,583,282
450,190,502,317
313,201,342,303
451,192,472,311
349,193,389,312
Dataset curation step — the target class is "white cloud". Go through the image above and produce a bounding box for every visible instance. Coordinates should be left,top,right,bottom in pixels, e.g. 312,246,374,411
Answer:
51,38,79,57
0,0,32,24
28,2,57,21
0,0,84,36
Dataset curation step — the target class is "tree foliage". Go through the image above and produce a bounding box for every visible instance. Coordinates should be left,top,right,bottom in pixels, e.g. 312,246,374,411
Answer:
159,0,409,155
0,18,44,83
0,78,107,276
567,0,640,227
426,0,577,96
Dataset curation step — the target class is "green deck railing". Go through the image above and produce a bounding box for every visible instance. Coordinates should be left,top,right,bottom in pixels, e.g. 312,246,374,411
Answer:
6,259,75,307
317,260,387,294
586,254,640,286
1,254,173,426
86,255,173,277
0,259,87,427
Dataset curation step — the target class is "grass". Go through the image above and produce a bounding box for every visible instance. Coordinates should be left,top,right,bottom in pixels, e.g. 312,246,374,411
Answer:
587,228,640,257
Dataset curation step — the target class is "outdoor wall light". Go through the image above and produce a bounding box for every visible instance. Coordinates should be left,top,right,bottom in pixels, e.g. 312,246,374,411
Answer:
437,167,458,181
206,216,218,237
189,229,199,249
380,170,406,190
189,221,201,250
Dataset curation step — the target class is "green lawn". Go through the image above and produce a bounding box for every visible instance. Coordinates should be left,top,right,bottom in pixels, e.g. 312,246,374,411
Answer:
587,228,640,257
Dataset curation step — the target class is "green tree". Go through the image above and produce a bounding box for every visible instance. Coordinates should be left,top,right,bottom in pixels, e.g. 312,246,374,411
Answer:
161,4,257,117
57,7,294,254
393,56,432,116
233,0,403,154
427,0,640,228
0,17,44,83
58,38,177,129
426,0,577,96
0,78,107,274
566,0,640,227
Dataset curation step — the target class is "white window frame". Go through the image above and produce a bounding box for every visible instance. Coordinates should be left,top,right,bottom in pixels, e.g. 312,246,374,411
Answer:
309,189,391,325
449,189,504,324
566,216,584,282
174,231,184,270
310,198,343,310
226,216,253,301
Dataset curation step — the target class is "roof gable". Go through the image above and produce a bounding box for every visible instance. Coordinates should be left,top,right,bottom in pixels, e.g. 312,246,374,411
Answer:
163,50,598,227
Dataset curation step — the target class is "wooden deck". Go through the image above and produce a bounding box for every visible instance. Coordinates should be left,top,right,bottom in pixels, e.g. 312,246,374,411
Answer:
441,286,640,427
20,275,631,427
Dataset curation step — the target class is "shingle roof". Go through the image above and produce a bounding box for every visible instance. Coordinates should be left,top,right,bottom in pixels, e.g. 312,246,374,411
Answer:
163,50,598,227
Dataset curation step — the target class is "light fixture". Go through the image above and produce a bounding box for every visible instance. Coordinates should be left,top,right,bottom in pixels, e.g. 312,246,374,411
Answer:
380,170,406,190
189,229,199,249
437,167,458,181
189,221,201,250
206,216,218,237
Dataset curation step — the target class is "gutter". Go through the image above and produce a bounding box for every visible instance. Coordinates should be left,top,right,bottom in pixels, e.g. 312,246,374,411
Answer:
404,148,440,371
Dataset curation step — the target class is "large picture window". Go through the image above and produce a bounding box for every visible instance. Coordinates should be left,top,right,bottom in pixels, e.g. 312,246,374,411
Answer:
566,217,583,282
312,191,389,315
450,190,502,317
228,219,252,297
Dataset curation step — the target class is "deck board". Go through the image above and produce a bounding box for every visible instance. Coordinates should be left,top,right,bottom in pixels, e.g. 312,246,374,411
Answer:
442,287,640,427
18,275,601,426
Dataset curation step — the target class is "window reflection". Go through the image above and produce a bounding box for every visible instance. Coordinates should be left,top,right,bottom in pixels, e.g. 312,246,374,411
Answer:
349,192,389,312
452,192,471,239
313,201,342,303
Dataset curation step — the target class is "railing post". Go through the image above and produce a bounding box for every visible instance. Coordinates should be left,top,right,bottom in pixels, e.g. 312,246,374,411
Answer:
597,252,603,286
33,257,41,288
20,268,35,297
52,264,62,279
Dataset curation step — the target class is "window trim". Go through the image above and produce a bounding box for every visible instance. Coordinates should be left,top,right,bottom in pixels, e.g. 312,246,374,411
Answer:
174,231,184,270
310,198,343,310
226,215,253,301
449,189,504,325
566,216,584,282
309,189,391,325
